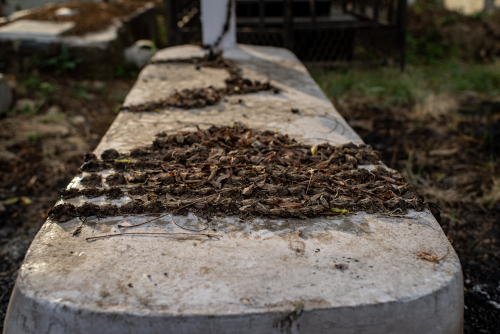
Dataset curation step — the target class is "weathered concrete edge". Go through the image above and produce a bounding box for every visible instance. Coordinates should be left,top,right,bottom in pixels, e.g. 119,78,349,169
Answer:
4,258,463,334
3,44,464,333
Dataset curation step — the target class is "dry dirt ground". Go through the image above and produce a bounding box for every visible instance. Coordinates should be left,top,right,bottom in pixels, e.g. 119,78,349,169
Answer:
0,74,135,330
336,92,500,333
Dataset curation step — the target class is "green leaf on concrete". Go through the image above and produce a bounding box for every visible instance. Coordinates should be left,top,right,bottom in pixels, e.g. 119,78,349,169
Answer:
330,207,353,215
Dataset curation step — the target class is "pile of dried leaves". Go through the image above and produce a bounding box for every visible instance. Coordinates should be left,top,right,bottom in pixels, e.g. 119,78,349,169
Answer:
124,51,278,111
50,125,431,223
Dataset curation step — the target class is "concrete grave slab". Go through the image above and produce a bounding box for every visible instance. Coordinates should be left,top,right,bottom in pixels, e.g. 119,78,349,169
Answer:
0,19,75,41
0,3,156,78
3,45,463,334
119,44,361,153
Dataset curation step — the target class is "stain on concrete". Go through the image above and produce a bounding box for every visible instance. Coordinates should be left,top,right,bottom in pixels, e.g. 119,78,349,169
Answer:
288,239,305,255
199,266,211,275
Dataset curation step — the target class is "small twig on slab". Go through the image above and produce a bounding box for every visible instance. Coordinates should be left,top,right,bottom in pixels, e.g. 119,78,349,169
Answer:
170,215,209,232
86,232,221,241
417,238,453,270
306,169,315,193
387,214,408,218
378,175,405,185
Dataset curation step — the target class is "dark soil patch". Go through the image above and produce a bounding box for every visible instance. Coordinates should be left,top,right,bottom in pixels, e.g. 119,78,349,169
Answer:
105,186,123,200
130,148,149,158
6,2,149,36
101,149,120,161
333,90,500,334
105,173,126,186
80,187,102,199
48,203,77,222
80,173,103,187
80,160,109,172
128,186,148,196
61,188,80,199
84,153,97,162
100,204,119,217
0,73,134,331
120,201,145,215
127,174,148,184
144,200,166,213
76,202,100,218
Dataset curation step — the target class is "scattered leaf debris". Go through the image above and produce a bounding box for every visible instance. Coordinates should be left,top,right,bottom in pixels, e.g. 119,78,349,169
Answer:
125,51,278,111
51,125,432,223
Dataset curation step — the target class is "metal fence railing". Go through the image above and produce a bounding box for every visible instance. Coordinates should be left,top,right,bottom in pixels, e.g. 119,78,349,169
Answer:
165,0,407,69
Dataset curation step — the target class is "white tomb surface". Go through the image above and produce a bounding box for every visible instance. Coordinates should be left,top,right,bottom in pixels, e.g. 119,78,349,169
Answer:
3,44,463,334
0,19,75,41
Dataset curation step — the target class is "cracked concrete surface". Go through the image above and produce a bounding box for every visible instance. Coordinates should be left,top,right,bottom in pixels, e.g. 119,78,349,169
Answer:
3,45,463,334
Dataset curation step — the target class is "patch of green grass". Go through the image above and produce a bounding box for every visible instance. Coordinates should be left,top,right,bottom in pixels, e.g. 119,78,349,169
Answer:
19,102,37,115
20,76,58,99
0,108,17,117
113,103,122,114
72,83,94,101
445,63,500,93
110,90,130,104
40,82,57,96
312,60,500,107
113,63,139,79
405,0,498,65
26,132,44,145
156,15,168,47
34,44,81,75
94,82,108,94
21,76,43,89
312,66,419,107
406,30,460,66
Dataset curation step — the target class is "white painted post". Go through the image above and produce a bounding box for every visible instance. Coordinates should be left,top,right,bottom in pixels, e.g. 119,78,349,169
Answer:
200,0,236,50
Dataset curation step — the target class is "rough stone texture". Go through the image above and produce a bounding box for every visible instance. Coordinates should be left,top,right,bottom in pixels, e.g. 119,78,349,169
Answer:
0,73,12,112
3,45,463,334
0,3,156,78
